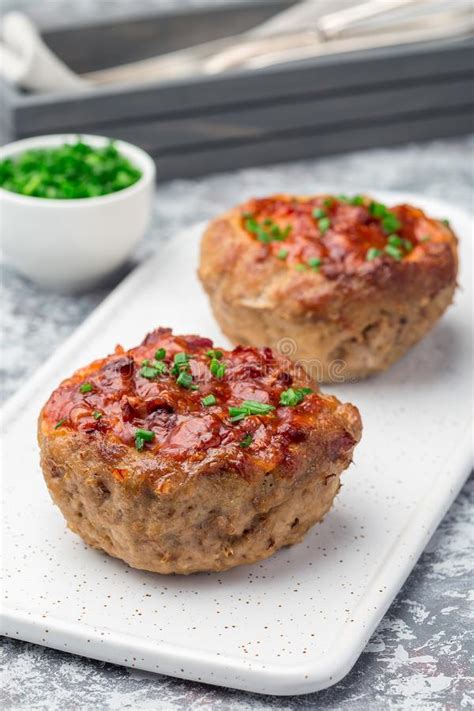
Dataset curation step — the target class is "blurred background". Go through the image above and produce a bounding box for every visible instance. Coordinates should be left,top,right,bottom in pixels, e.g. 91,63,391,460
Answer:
1,0,473,177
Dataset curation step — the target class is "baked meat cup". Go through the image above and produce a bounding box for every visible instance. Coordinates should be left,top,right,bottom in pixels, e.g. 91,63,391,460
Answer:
198,194,458,382
38,328,362,574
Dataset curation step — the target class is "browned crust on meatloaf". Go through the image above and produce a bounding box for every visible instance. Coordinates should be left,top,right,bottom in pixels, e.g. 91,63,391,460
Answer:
198,194,458,381
38,328,362,574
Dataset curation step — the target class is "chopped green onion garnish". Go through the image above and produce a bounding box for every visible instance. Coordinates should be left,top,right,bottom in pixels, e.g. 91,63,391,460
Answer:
323,198,334,208
201,394,217,407
295,264,307,271
279,387,312,407
382,213,401,234
244,214,291,243
402,238,413,252
442,218,450,226
312,207,326,219
368,201,401,234
207,349,223,360
277,248,289,260
80,382,93,394
387,234,402,246
176,371,198,390
228,400,275,422
171,352,191,375
210,358,226,379
240,434,253,448
420,234,431,242
93,411,102,420
54,418,66,430
140,365,160,379
135,428,154,440
308,257,322,271
318,217,331,233
155,348,166,360
384,244,402,260
174,352,190,367
366,248,382,261
369,201,387,217
135,428,155,450
350,195,364,205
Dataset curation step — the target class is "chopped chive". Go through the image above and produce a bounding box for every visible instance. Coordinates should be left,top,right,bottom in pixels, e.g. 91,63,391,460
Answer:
135,428,155,450
176,371,198,389
244,214,291,242
318,217,331,233
174,352,190,367
228,410,247,423
402,238,413,252
350,195,364,205
312,207,326,219
93,411,103,420
369,201,387,217
338,194,350,203
228,400,275,422
323,198,334,208
54,418,66,430
210,358,226,379
207,349,223,360
279,387,312,407
366,247,382,261
382,213,401,234
240,433,253,448
442,218,450,226
295,263,307,271
244,216,259,232
387,234,402,246
384,244,402,260
171,352,191,375
80,382,93,394
155,348,166,360
308,257,322,271
201,394,217,407
140,365,159,379
277,248,289,260
135,428,154,441
243,400,275,414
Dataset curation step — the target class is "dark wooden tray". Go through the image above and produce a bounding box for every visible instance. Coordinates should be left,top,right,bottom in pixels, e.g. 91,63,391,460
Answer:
2,0,473,179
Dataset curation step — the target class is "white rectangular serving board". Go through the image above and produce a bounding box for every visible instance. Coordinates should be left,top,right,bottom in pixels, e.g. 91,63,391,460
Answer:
1,190,472,696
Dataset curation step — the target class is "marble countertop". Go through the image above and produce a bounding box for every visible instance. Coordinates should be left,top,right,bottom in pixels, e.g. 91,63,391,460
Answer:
2,134,473,710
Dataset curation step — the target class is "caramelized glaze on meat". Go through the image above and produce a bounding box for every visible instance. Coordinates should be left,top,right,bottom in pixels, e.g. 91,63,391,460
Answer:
241,194,454,277
41,328,351,476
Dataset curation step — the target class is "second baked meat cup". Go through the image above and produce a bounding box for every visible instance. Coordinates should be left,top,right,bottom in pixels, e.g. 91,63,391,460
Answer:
199,194,458,382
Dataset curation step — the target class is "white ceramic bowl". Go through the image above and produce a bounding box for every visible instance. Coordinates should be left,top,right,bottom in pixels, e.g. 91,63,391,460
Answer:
0,134,155,291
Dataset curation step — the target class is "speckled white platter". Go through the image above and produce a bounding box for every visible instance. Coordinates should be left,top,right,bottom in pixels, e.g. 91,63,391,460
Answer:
1,191,472,696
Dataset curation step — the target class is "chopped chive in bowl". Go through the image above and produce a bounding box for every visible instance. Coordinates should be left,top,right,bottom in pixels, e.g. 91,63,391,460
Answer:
0,140,142,199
